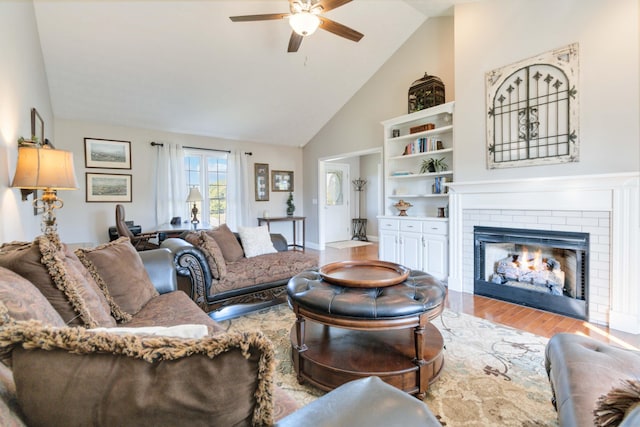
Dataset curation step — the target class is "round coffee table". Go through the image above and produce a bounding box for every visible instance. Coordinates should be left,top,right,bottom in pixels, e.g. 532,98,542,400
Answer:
287,262,447,399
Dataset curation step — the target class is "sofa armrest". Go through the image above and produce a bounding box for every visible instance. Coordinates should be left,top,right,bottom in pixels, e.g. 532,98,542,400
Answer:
160,238,212,308
271,233,288,252
276,376,441,427
138,248,178,294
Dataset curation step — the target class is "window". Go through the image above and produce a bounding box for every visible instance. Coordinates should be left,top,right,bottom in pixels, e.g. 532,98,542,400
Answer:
184,150,228,227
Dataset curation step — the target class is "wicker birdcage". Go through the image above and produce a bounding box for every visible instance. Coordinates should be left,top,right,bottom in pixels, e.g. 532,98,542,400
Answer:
408,73,445,113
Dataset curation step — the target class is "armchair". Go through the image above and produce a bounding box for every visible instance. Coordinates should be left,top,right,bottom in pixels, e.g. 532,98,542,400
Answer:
115,204,161,251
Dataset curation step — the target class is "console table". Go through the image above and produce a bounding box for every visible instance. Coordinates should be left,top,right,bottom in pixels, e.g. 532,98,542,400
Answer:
257,216,305,250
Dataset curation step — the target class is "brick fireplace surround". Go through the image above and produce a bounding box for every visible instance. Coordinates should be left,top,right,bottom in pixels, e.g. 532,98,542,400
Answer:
448,173,640,334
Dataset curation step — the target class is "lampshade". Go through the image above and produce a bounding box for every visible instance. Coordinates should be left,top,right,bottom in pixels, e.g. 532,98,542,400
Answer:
186,187,203,202
289,12,320,36
11,146,78,190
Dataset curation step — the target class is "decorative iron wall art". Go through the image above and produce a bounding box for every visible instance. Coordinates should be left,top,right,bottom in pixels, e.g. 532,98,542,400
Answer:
486,43,579,169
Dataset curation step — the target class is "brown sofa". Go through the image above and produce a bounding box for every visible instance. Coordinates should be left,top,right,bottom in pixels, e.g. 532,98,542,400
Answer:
545,333,640,427
160,224,318,320
0,235,277,426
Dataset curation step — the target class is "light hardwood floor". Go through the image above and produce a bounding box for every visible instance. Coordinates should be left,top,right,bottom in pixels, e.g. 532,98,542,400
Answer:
315,242,640,349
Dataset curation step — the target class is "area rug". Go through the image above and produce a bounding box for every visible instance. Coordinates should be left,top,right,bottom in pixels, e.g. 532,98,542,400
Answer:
325,240,372,249
221,304,559,426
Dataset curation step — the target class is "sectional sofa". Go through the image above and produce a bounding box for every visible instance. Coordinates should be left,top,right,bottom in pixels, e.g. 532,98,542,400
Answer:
0,233,441,427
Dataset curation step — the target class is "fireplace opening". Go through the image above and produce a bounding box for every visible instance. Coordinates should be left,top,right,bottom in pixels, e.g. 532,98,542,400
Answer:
474,226,589,320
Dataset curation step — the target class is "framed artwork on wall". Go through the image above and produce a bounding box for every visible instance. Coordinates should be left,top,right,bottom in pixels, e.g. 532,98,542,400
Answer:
485,43,579,169
254,163,270,201
86,173,132,202
271,170,294,192
84,138,132,169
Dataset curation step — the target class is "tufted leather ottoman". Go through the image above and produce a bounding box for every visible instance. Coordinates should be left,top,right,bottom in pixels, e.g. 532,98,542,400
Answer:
287,267,447,398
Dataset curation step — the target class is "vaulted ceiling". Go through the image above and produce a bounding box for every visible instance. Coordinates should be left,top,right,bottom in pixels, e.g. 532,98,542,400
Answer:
33,0,459,147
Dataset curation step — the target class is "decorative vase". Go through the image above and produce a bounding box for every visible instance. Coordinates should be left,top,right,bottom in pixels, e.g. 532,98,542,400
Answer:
393,200,413,216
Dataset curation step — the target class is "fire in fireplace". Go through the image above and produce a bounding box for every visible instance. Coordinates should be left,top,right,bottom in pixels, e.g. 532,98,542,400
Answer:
474,226,589,320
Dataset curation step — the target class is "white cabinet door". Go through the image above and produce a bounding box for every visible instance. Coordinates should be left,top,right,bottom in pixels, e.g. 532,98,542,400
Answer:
400,231,422,270
422,234,448,280
379,229,399,263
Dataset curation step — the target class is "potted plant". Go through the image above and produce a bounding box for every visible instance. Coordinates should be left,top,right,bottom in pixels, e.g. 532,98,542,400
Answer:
286,192,295,216
420,157,448,174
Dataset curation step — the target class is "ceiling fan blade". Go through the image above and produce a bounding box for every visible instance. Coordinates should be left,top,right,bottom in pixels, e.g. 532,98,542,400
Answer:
288,32,303,52
316,0,352,13
229,13,289,22
318,17,363,42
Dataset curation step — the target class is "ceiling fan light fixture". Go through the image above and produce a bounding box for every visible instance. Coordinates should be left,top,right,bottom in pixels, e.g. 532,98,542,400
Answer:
289,12,320,36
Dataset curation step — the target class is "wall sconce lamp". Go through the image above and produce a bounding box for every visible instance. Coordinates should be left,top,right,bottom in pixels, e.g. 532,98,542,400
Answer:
11,145,79,234
186,187,203,226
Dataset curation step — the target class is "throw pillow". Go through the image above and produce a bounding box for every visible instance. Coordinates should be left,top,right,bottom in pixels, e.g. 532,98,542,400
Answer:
238,226,278,258
207,224,244,262
89,324,208,339
199,231,228,279
0,267,65,327
0,317,276,427
75,237,159,320
183,231,226,280
595,379,640,427
0,235,115,328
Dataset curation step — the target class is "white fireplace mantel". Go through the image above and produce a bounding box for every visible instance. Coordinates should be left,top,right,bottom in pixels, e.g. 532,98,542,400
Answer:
447,172,640,334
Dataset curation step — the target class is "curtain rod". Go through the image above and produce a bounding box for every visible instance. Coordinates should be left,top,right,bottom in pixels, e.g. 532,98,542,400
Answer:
150,141,231,154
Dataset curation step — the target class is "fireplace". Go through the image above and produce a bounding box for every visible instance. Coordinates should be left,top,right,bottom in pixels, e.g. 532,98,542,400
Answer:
474,226,589,320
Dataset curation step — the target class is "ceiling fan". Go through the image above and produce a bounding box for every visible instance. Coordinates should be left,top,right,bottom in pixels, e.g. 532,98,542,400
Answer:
229,0,364,53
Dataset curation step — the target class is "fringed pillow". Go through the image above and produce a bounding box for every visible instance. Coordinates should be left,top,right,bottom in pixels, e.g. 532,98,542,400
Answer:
595,379,640,427
0,235,115,328
206,224,245,262
75,237,159,320
183,231,227,280
0,311,276,427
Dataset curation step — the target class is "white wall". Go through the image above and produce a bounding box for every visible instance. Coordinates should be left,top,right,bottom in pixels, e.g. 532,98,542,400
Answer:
454,0,639,182
0,1,54,242
360,152,381,238
53,119,304,244
302,17,455,246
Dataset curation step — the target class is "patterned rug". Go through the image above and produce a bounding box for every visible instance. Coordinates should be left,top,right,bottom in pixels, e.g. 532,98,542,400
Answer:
221,303,559,426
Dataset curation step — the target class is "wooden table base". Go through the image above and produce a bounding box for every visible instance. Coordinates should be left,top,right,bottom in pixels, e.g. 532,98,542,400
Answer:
290,320,444,398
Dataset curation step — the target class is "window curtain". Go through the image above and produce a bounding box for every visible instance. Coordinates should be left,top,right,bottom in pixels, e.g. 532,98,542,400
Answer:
154,143,186,226
227,150,251,230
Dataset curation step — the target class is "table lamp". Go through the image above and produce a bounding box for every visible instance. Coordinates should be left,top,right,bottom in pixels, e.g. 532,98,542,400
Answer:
186,187,203,226
11,146,78,234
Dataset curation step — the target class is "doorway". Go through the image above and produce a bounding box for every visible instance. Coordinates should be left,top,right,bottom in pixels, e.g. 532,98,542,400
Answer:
317,148,382,249
324,163,351,243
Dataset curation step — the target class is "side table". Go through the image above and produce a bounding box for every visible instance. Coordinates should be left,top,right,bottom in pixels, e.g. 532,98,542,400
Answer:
257,216,305,250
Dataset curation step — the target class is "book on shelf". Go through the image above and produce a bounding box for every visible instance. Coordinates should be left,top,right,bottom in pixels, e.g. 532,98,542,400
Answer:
391,171,413,176
403,137,443,155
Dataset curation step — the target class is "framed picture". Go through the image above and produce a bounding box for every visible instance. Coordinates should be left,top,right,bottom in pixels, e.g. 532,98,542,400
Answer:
271,170,294,192
31,108,44,143
254,163,270,201
84,138,131,169
86,173,132,202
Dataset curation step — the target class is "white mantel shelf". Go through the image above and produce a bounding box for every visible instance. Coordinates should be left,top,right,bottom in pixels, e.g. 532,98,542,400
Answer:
447,172,640,334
